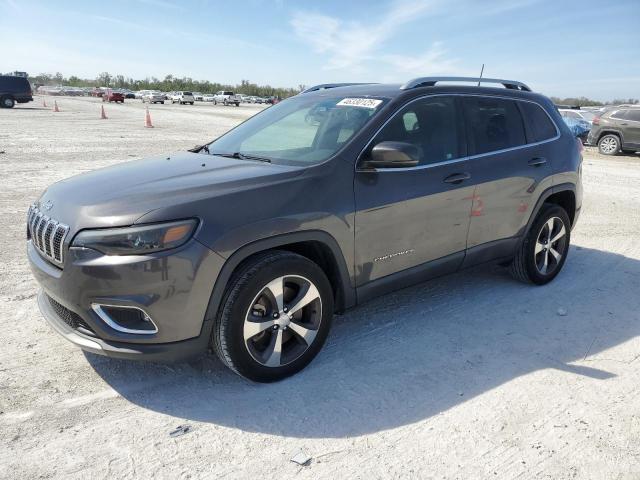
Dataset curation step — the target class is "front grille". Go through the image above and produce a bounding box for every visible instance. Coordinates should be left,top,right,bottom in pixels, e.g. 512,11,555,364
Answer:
47,295,96,336
27,205,69,267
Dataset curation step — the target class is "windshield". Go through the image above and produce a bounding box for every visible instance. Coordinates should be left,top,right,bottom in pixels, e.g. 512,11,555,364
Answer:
206,95,387,165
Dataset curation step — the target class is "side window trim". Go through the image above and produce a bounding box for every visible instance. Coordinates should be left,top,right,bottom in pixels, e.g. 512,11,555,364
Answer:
356,94,560,172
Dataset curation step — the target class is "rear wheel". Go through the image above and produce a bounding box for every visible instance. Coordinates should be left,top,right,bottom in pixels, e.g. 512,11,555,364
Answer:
598,134,620,155
509,204,571,285
213,251,334,382
0,96,14,108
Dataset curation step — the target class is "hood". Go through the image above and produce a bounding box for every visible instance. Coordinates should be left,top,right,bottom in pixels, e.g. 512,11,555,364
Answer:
36,152,304,232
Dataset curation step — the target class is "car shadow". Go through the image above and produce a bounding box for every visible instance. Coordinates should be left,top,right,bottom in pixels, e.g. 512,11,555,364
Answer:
86,245,640,438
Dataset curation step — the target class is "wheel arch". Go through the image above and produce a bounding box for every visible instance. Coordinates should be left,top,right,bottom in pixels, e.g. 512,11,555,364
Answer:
522,184,577,238
596,129,625,145
200,231,355,339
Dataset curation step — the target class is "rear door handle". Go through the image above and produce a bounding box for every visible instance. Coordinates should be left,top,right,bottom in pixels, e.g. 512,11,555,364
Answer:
528,157,547,167
443,172,471,184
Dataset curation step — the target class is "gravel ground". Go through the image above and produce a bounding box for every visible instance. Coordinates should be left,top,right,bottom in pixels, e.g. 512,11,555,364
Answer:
1,97,640,480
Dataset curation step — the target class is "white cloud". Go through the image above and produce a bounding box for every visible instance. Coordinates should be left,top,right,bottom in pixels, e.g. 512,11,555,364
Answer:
381,42,467,76
291,0,440,70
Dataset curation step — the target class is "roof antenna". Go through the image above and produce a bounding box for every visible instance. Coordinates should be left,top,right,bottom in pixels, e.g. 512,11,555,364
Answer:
477,64,485,86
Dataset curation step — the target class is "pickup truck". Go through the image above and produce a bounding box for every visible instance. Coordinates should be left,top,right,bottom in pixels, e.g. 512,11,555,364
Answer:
213,91,240,106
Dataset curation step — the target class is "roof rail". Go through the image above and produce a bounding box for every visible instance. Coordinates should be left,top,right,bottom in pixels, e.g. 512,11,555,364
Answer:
301,83,376,94
400,76,531,92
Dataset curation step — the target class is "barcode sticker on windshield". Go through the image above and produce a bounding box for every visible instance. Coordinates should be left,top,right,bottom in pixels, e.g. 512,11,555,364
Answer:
337,98,383,109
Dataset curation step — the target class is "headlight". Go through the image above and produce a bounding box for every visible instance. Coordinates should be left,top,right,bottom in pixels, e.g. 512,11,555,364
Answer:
72,219,198,255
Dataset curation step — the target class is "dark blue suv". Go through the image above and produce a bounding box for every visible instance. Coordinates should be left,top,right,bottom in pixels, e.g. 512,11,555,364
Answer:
28,77,582,381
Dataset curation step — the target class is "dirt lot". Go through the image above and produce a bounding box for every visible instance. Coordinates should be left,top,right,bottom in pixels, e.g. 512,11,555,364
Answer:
1,97,640,480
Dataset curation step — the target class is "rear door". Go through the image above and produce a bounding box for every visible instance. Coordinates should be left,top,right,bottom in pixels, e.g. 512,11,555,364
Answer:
462,96,557,260
354,95,474,285
621,109,640,146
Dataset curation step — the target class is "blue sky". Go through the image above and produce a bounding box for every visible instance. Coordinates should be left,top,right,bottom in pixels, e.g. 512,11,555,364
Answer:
1,0,638,100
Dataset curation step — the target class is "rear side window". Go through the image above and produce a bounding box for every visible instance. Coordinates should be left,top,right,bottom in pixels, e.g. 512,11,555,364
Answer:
183,92,192,96
520,102,557,142
625,110,640,122
463,97,526,155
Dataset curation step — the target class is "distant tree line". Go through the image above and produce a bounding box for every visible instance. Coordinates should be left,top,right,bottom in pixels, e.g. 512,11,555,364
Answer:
29,72,305,98
549,96,639,106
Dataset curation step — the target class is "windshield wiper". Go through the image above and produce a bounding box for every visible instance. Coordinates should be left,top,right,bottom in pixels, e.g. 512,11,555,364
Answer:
211,151,272,163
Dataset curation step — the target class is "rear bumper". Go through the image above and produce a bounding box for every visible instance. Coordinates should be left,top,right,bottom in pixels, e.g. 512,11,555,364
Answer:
37,291,211,361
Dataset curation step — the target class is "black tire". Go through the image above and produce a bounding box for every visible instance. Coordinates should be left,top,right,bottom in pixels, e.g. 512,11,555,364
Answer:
212,251,334,382
598,134,620,155
1,96,15,108
509,204,571,284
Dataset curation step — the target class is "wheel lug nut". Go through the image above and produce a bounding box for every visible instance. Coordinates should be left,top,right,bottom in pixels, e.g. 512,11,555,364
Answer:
273,313,278,318
283,307,288,312
273,325,278,330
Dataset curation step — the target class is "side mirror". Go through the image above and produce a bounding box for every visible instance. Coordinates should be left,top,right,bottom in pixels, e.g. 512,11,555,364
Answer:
362,141,420,169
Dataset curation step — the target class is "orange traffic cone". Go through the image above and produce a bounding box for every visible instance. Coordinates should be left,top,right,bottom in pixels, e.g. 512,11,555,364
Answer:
144,106,153,128
43,98,48,108
100,104,108,119
53,100,60,112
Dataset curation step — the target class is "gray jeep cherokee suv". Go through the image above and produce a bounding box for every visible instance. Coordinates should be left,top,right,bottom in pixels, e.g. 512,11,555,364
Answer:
28,77,582,382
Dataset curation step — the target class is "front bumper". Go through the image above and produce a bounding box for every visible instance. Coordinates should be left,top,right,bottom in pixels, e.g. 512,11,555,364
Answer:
29,238,225,361
37,291,210,361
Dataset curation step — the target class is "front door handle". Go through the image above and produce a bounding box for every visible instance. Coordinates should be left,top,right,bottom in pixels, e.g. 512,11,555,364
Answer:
443,172,471,184
528,157,547,167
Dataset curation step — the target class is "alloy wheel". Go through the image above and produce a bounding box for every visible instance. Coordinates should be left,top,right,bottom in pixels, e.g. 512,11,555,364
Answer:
534,216,567,275
600,136,618,154
243,275,322,367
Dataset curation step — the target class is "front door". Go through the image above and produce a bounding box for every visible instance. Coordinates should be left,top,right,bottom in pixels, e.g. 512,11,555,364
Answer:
354,95,474,286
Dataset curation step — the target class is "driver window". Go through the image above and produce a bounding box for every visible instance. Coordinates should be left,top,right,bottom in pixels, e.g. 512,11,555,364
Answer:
370,96,461,165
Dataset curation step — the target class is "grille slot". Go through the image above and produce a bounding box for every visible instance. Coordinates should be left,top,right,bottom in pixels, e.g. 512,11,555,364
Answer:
27,205,69,267
47,295,96,337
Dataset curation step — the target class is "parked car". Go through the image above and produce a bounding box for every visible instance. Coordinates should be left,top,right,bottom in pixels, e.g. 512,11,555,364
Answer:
202,94,215,102
170,91,195,105
587,107,640,155
102,90,125,103
213,91,240,106
561,116,590,144
123,90,136,99
0,75,33,108
142,92,165,104
90,88,105,98
558,109,596,125
192,92,204,101
26,77,582,382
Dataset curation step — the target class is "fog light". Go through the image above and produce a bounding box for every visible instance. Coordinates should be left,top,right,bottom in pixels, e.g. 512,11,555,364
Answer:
91,304,158,334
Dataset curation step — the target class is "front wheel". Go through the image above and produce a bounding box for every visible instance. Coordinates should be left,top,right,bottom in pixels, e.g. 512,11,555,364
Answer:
212,251,334,382
598,134,620,155
509,204,571,285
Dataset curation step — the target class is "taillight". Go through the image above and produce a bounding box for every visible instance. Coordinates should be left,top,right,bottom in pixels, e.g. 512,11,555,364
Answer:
592,116,600,125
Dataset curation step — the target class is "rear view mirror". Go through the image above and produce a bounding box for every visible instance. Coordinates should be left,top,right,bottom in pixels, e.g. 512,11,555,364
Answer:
362,141,420,169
